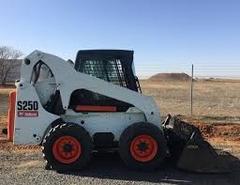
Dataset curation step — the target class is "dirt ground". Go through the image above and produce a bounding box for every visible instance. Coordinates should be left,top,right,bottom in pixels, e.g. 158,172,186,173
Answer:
0,80,240,185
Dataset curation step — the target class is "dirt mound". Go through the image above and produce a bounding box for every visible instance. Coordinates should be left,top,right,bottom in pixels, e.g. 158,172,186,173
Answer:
149,73,192,81
172,116,240,141
183,117,240,141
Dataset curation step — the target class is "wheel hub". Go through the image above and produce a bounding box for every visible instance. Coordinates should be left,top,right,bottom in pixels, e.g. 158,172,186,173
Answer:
130,134,158,162
137,142,149,152
52,135,82,164
63,143,73,153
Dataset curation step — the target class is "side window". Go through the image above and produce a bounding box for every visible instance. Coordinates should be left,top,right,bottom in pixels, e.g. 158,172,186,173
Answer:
30,61,57,109
69,89,133,112
31,61,54,84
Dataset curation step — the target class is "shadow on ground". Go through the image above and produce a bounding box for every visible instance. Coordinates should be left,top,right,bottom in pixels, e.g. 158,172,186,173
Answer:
61,151,240,185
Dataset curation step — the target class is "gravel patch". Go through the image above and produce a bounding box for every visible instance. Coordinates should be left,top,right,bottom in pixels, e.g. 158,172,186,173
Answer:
0,151,240,185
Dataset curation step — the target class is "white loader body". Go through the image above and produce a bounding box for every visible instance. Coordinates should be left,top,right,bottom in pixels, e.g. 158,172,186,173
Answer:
14,50,162,145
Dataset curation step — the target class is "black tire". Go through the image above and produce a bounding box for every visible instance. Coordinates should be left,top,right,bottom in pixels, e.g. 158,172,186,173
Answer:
119,122,167,171
42,123,93,171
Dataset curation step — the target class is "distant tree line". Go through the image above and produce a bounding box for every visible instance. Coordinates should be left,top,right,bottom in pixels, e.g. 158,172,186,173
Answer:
0,46,22,85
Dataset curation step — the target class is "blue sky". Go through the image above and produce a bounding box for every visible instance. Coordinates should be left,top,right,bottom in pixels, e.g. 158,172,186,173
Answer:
1,0,240,77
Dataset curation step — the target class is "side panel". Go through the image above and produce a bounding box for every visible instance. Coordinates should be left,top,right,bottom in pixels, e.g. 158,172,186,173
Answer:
14,83,59,145
62,111,146,141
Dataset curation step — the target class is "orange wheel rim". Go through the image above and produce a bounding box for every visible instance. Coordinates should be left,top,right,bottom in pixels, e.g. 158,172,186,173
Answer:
52,136,81,164
130,134,158,162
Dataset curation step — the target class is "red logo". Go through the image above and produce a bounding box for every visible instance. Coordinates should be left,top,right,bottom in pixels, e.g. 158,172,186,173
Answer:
17,111,39,117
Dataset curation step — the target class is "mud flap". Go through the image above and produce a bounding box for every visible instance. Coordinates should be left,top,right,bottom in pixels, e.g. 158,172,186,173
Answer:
177,132,230,173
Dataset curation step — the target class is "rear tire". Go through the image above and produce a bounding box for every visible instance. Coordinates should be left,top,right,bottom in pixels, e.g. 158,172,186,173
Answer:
119,122,167,171
42,123,93,171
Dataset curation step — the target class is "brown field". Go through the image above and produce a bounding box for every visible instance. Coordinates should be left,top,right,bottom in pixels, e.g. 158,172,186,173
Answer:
141,79,240,122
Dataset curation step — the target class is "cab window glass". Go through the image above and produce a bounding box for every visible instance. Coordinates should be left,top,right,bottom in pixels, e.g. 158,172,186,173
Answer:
31,61,53,84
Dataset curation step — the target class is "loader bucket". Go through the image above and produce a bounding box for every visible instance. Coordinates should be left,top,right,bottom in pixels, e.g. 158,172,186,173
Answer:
163,116,230,173
177,132,229,173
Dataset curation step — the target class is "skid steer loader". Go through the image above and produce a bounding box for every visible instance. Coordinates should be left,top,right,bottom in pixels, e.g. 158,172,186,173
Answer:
5,50,227,172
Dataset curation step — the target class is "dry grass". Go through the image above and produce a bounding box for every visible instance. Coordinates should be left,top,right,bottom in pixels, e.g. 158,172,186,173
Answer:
141,79,240,122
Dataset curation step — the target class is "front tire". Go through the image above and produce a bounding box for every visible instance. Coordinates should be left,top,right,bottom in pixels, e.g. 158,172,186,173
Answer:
42,123,93,171
119,122,167,171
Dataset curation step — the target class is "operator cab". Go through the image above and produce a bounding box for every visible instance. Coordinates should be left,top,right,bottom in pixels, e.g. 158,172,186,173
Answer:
74,50,141,92
69,50,141,113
